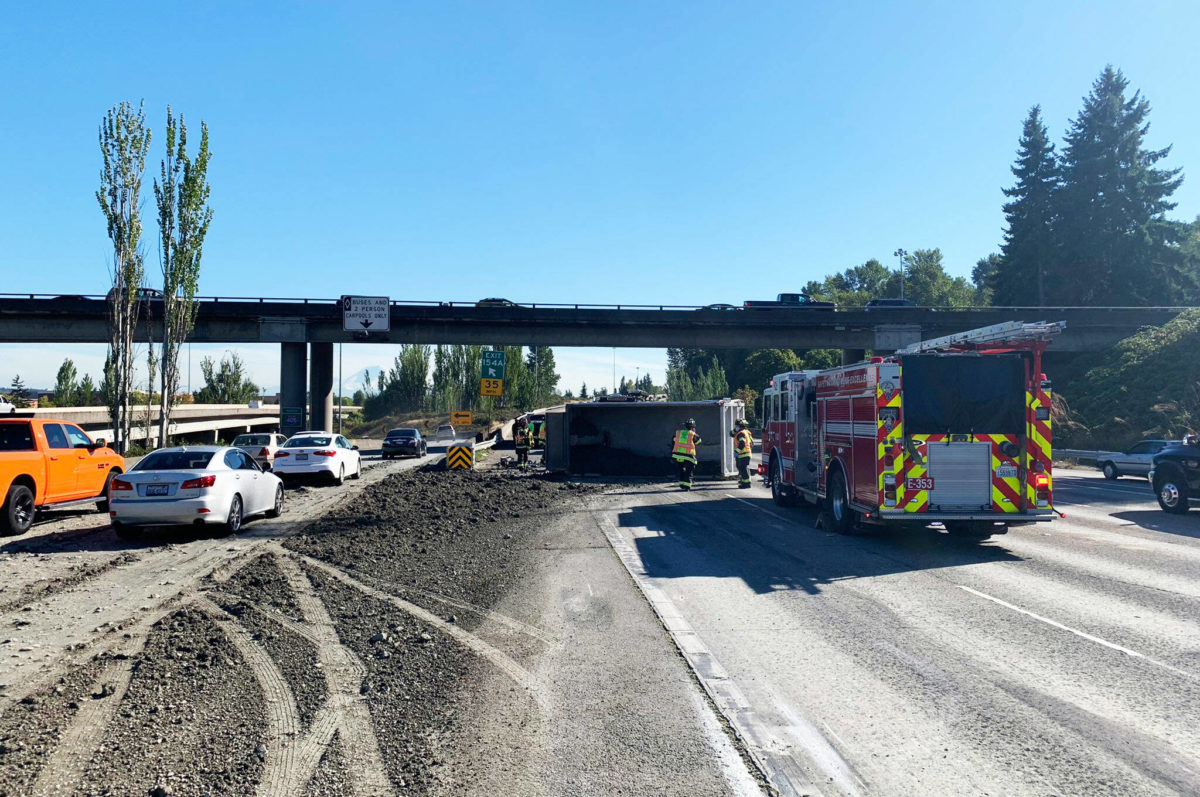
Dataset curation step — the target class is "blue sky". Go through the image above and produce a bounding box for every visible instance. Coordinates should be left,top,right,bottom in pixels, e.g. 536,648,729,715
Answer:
2,1,1198,394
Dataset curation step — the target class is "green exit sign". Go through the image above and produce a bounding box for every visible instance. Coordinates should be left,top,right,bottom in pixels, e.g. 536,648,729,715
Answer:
481,350,506,380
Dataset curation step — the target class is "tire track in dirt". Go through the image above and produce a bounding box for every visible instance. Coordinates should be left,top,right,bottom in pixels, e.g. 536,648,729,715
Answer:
273,554,394,797
288,548,547,708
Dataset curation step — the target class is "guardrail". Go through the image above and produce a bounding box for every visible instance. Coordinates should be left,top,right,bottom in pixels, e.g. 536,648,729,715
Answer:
1054,449,1103,465
1,293,1193,313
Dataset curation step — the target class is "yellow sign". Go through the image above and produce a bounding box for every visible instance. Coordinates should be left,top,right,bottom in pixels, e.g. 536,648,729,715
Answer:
480,378,503,397
446,444,474,470
450,410,473,426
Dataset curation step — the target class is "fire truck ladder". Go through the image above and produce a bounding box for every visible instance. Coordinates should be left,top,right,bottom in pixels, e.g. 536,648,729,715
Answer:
895,321,1066,354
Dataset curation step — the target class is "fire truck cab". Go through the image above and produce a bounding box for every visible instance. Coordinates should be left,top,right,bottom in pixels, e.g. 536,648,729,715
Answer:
761,322,1062,538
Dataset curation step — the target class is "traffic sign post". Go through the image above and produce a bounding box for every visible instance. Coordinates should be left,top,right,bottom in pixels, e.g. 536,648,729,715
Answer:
480,378,503,397
341,295,390,332
481,350,506,380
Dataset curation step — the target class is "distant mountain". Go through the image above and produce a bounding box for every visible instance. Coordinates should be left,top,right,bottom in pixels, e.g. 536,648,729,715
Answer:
344,366,383,392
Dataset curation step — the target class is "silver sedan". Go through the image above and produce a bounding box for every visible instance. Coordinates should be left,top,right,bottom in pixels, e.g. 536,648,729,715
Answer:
108,446,284,540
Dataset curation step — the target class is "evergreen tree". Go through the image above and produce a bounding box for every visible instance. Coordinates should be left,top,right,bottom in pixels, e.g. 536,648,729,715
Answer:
579,382,588,399
79,374,97,405
994,106,1058,306
53,359,80,407
1056,66,1185,305
8,376,30,408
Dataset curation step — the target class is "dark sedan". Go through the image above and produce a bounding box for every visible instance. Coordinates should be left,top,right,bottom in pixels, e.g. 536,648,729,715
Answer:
381,428,427,459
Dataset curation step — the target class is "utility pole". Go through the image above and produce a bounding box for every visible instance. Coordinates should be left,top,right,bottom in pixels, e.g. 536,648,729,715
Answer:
893,248,908,300
612,347,616,393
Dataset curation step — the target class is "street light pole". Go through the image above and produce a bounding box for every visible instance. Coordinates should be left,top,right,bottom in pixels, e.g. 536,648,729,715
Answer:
893,248,908,300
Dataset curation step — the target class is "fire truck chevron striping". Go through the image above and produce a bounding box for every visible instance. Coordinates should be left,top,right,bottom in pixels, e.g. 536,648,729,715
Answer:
760,322,1064,537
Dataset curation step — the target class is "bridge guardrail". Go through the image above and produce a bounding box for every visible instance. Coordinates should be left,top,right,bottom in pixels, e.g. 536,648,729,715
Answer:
1,293,1194,313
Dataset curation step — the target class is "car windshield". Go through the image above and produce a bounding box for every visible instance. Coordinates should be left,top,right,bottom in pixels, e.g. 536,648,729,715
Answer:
233,434,270,446
284,436,331,448
134,450,217,471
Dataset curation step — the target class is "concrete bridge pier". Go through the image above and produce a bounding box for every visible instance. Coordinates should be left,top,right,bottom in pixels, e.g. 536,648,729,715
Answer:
280,342,307,437
309,342,335,434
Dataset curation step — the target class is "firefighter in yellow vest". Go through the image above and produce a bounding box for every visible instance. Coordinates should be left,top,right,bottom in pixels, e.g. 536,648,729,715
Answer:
514,418,531,469
732,418,753,488
671,418,701,490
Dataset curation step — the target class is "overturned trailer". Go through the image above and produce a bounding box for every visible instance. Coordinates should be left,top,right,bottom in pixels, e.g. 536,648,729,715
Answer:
544,399,745,478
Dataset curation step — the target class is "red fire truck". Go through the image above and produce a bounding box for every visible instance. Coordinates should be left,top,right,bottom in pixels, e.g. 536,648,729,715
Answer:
760,322,1061,537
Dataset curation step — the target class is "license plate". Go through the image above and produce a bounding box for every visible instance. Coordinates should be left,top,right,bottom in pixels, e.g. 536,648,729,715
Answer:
996,465,1018,479
906,476,935,491
146,484,169,496
296,453,308,461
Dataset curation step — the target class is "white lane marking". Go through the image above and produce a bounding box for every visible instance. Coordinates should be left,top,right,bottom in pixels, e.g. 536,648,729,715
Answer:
586,581,593,597
597,510,855,797
957,585,1199,684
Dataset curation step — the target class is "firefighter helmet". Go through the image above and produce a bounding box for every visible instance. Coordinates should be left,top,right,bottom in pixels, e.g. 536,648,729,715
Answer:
736,419,750,428
684,418,696,428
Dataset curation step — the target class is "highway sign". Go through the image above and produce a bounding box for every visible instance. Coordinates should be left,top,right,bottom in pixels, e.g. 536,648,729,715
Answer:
480,378,503,397
446,443,474,470
481,350,507,380
281,406,304,427
341,295,390,332
450,410,473,426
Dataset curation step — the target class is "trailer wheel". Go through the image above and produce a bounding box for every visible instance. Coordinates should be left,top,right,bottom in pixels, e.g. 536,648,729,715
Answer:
826,469,855,534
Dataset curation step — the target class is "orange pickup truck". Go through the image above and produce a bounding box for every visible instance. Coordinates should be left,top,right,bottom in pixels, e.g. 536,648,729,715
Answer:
0,418,125,535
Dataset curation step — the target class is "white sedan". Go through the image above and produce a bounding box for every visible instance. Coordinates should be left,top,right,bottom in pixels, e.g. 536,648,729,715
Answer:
272,431,362,484
108,446,284,539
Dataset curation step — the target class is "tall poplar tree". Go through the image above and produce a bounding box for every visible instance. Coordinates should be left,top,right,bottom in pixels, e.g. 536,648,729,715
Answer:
1056,66,1184,305
156,108,213,447
994,106,1058,306
97,101,152,453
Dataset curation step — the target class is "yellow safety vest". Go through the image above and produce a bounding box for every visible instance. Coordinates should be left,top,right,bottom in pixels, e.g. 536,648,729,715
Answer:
515,428,530,448
673,429,697,459
734,429,753,458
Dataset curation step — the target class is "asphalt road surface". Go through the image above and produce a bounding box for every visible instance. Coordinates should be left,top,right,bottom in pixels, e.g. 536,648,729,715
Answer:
595,467,1200,796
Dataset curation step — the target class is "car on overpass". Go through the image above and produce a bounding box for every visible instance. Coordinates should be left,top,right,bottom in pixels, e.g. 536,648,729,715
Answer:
108,446,283,539
476,297,517,307
382,428,427,459
272,431,362,484
1097,439,1180,480
744,292,836,310
1148,436,1200,513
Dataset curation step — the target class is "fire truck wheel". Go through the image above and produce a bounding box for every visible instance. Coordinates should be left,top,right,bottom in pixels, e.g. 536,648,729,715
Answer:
945,521,998,538
826,469,855,534
771,457,798,507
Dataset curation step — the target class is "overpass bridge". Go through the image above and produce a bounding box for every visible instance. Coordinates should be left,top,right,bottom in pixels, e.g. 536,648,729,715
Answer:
1,293,1185,435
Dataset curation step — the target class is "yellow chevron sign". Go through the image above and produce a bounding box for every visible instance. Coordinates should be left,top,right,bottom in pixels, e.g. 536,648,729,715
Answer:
446,444,474,470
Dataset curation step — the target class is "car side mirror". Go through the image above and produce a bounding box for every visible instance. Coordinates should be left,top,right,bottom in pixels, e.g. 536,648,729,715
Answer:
92,439,106,449
352,445,360,451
